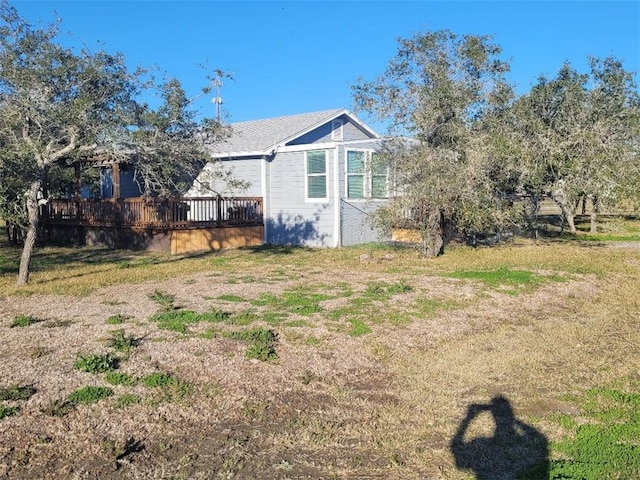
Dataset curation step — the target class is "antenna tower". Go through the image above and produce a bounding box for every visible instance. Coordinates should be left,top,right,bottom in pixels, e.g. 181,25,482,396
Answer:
211,72,223,121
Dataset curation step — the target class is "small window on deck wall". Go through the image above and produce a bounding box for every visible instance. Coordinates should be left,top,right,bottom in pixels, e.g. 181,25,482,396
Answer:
331,119,344,141
306,150,327,200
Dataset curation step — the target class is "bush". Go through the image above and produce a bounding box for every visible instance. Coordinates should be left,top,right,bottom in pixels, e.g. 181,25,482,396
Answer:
74,354,119,374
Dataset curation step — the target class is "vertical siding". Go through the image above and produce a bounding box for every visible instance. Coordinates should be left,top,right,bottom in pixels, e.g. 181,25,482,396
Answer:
266,150,334,247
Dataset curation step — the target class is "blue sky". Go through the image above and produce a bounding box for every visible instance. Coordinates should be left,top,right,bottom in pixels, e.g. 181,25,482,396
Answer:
12,1,640,133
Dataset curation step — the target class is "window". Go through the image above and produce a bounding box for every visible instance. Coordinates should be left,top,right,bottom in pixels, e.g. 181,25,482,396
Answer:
346,150,388,199
346,151,365,198
306,150,327,200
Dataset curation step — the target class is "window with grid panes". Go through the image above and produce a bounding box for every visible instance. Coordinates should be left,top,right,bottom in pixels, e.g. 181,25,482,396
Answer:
346,150,387,199
306,150,327,200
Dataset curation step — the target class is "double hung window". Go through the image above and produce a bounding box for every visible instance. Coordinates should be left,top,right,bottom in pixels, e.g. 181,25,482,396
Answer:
346,150,388,199
306,150,327,200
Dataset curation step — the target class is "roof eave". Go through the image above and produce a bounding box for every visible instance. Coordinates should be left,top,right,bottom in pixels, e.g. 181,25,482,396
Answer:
211,149,272,159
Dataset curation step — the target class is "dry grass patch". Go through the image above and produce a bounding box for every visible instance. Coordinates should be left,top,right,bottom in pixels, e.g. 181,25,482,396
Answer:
0,237,639,478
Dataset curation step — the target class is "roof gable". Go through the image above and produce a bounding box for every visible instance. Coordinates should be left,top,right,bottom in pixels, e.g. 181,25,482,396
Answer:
211,108,379,157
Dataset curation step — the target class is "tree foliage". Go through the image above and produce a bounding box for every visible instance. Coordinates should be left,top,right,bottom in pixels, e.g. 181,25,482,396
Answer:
510,58,640,233
353,29,517,256
0,1,232,284
354,28,639,255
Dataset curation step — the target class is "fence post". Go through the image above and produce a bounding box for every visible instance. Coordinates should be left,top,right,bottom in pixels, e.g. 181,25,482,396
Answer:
216,196,223,226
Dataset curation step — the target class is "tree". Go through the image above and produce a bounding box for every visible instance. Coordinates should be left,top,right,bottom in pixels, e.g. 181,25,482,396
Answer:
0,2,229,284
353,29,517,256
511,58,640,234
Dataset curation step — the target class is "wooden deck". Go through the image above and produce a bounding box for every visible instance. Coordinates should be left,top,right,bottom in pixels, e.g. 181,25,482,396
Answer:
42,197,264,253
43,196,263,228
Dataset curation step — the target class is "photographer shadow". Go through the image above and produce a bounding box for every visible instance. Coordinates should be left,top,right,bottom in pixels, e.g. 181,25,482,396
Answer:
450,395,549,479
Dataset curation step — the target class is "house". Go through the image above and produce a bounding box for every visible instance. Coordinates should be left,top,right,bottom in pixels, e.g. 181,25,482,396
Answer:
188,108,391,247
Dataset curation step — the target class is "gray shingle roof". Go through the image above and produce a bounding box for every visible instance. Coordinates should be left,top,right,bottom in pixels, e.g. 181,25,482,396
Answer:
211,108,371,156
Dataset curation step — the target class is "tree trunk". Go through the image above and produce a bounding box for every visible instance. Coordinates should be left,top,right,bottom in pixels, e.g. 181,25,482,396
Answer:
590,195,598,234
552,186,577,234
420,210,445,258
16,179,42,285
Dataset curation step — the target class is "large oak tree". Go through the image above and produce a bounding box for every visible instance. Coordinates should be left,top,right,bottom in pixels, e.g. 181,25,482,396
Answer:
0,2,230,284
511,58,640,234
353,29,518,256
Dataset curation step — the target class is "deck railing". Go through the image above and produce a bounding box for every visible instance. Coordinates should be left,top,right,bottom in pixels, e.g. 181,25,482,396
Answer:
43,197,263,229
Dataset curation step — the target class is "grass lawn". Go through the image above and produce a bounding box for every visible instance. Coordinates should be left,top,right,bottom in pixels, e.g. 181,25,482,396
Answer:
0,220,639,479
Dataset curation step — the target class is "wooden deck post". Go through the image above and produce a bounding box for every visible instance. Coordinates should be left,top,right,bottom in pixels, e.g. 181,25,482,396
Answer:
112,163,121,199
74,163,82,245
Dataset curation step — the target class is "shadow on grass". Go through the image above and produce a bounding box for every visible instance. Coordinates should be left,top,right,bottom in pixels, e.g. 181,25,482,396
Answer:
451,395,549,479
243,244,311,256
0,240,219,277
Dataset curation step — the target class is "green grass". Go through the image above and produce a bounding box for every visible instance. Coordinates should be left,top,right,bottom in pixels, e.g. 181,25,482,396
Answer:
217,294,246,302
106,314,130,325
150,308,232,333
549,387,640,479
0,405,19,419
444,266,565,293
227,309,260,326
142,372,192,401
67,386,113,405
250,288,333,316
223,328,279,362
149,290,176,310
142,372,177,388
579,233,640,242
0,385,36,401
104,371,137,386
348,319,372,337
73,353,119,374
10,314,42,327
115,394,141,408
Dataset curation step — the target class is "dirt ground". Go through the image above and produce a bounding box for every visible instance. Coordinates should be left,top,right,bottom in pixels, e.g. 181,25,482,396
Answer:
0,243,638,479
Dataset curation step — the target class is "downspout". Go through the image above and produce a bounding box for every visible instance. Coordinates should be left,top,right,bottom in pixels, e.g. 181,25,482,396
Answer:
333,144,341,247
261,154,268,244
262,147,276,245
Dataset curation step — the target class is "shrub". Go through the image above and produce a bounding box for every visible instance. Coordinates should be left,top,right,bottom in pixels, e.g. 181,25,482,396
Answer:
149,290,176,310
107,329,138,352
74,354,119,374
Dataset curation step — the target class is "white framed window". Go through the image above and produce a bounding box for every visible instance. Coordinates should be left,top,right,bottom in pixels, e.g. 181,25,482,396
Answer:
346,150,388,199
306,150,328,200
331,119,344,141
